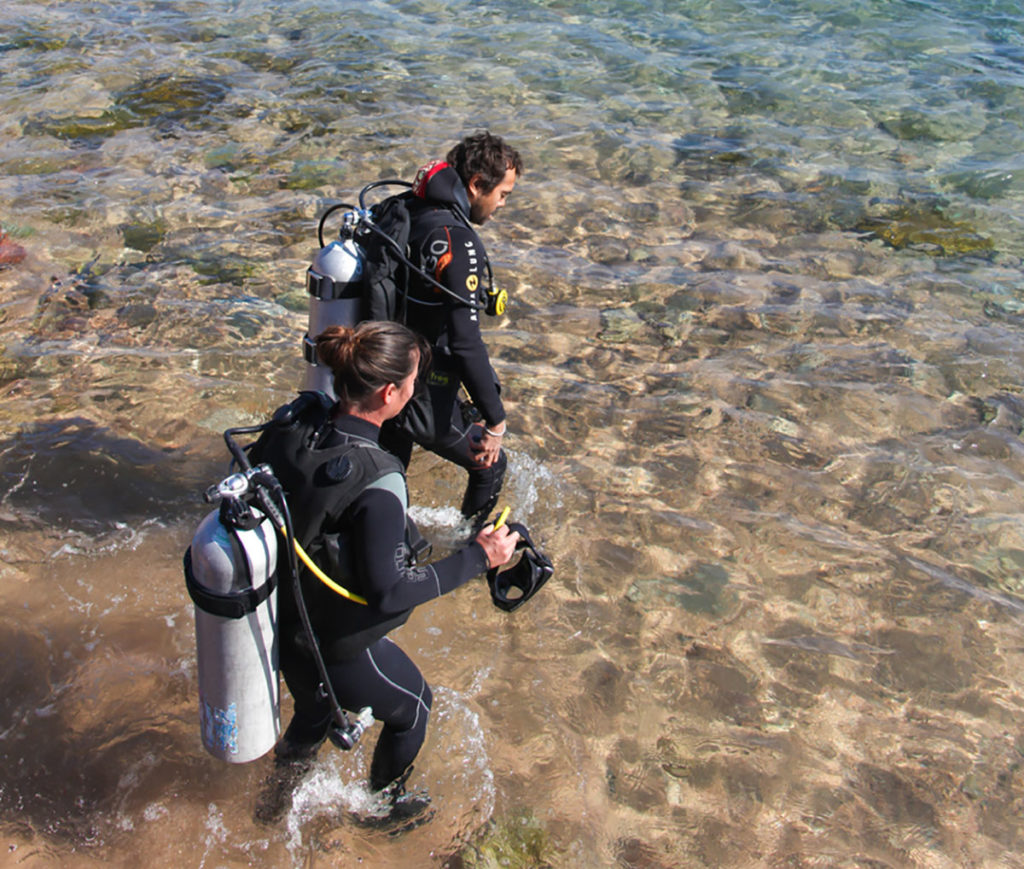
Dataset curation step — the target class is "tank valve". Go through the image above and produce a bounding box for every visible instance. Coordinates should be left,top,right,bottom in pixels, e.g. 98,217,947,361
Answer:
203,464,276,504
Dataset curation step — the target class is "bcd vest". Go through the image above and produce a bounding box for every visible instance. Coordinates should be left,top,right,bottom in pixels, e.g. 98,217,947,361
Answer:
247,391,414,597
357,192,474,327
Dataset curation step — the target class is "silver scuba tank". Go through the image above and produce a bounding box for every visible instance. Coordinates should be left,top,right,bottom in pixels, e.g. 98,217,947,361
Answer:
184,472,280,763
303,232,365,396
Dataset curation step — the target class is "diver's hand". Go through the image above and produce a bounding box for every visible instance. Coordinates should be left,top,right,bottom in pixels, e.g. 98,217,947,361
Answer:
470,423,504,468
475,522,520,569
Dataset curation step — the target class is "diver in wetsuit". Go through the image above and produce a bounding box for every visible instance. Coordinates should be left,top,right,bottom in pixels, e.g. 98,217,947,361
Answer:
380,131,524,527
262,320,519,815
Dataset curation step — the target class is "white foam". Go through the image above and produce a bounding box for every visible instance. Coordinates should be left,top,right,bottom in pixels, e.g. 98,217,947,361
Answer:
283,762,375,857
143,802,168,822
202,801,228,858
408,503,466,530
506,450,563,520
50,518,165,558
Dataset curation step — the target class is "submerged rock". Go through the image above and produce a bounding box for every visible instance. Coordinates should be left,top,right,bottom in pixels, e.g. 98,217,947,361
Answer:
453,810,558,868
599,306,646,343
855,205,993,256
0,230,26,266
627,562,735,617
122,221,167,253
114,74,232,125
878,103,987,143
21,110,136,142
943,167,1023,201
701,240,766,271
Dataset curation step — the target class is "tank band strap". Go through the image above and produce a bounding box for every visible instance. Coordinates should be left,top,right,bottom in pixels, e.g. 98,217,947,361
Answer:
302,333,318,365
306,268,363,301
183,547,278,620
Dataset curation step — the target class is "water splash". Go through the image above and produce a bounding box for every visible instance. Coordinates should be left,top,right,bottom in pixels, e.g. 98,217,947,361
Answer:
505,450,563,522
284,763,375,858
200,802,229,868
51,520,156,558
431,685,496,821
408,503,465,531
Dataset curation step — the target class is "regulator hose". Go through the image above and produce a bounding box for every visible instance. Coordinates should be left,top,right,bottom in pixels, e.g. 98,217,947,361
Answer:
317,179,489,313
252,470,367,745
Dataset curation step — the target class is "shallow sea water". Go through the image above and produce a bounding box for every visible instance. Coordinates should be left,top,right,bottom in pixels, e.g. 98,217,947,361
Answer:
3,1,1024,866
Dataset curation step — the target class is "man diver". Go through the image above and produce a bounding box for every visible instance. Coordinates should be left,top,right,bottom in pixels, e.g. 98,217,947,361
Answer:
380,131,524,529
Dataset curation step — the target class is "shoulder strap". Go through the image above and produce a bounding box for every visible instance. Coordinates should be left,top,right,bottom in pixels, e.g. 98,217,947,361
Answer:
245,394,404,547
407,199,467,243
364,469,408,511
350,188,488,321
319,439,406,526
246,390,333,468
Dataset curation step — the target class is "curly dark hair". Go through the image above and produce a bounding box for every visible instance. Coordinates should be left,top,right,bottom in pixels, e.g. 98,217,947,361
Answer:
446,131,524,194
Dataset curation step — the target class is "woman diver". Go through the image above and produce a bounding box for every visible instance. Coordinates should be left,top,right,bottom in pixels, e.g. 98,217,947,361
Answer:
256,319,519,822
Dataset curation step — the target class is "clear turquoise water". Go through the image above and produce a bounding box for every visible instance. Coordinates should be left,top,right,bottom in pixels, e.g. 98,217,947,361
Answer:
3,1,1024,867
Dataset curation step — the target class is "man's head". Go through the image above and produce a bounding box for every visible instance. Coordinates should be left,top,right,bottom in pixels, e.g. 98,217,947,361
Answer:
446,131,523,225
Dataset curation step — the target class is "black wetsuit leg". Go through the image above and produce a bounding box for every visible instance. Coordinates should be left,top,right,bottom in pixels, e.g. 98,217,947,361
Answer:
279,644,332,749
381,402,506,521
281,637,433,791
356,639,434,790
430,425,506,520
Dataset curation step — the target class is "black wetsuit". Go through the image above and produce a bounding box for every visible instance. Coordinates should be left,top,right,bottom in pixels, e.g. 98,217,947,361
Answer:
277,414,488,790
380,194,507,521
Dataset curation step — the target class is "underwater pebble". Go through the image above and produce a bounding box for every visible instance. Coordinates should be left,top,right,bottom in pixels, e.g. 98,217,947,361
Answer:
0,231,26,265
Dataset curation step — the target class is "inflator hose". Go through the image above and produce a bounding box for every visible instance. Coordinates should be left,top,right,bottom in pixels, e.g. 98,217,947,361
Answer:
278,525,367,606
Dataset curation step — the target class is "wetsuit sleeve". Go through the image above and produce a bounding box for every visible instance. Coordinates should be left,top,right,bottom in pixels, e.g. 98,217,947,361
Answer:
436,224,506,427
348,486,489,614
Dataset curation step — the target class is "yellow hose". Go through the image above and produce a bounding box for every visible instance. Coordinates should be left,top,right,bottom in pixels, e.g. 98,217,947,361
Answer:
277,524,368,605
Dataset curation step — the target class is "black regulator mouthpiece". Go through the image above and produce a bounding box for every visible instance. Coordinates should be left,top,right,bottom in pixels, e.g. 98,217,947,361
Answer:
486,522,553,612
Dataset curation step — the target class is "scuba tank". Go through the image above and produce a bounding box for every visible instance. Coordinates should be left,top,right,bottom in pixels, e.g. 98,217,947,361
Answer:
302,182,414,397
304,209,365,396
184,414,379,765
184,466,281,763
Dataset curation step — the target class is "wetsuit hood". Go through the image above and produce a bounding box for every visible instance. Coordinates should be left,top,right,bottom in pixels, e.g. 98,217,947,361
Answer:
412,160,472,222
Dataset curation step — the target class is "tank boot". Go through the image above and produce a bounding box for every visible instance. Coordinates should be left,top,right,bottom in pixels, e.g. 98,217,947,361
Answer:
352,766,434,835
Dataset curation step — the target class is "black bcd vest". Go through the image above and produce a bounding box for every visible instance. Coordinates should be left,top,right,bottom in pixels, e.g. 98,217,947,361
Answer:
355,191,475,326
246,392,409,589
